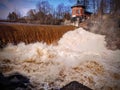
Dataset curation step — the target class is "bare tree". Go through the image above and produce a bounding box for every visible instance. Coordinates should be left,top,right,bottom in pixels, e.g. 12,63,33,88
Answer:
110,0,120,15
36,0,53,24
37,0,52,15
27,9,36,20
92,0,99,13
56,3,65,19
7,11,19,21
64,12,71,20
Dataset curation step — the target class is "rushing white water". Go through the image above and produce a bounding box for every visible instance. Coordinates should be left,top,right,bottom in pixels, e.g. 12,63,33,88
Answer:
0,28,120,90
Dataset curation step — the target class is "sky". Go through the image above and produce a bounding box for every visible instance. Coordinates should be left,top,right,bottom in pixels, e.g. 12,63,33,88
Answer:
0,0,74,19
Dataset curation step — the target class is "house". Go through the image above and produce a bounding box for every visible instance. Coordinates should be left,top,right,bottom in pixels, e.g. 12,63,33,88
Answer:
71,0,92,26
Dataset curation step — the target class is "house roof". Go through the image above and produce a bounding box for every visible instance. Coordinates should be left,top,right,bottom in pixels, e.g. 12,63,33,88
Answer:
71,4,85,8
85,11,92,15
71,0,85,8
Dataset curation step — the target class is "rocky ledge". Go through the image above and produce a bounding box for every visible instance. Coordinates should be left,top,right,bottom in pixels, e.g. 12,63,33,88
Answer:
0,73,92,90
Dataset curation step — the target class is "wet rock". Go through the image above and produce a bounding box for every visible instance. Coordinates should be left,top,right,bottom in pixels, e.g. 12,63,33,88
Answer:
60,81,92,90
0,39,6,49
0,73,32,90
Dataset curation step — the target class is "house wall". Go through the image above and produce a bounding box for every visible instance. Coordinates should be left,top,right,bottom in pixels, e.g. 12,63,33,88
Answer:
72,7,85,17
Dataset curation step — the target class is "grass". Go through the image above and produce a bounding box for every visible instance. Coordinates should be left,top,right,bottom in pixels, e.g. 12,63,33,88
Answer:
0,23,76,45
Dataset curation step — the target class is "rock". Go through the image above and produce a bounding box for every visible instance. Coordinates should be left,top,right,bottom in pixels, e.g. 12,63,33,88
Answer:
60,81,92,90
0,39,6,48
7,73,29,83
0,73,11,86
0,73,32,90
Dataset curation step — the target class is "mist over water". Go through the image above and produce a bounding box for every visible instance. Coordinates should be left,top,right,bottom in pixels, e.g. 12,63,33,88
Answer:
0,28,120,90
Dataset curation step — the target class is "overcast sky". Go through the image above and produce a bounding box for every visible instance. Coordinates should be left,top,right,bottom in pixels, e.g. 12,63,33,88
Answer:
0,0,73,19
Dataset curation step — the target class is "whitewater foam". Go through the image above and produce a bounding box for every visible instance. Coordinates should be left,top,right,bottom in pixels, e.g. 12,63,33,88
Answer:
0,28,120,90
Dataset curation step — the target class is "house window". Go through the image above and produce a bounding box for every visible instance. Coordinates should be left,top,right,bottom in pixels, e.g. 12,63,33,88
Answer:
76,9,81,14
72,9,76,15
78,9,80,14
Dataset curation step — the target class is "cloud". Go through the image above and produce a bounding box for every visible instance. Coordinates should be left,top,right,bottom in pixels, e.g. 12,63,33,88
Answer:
0,0,38,19
0,1,9,19
0,3,7,9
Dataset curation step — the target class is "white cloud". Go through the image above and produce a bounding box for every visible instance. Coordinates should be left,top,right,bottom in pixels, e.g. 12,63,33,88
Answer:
0,0,37,19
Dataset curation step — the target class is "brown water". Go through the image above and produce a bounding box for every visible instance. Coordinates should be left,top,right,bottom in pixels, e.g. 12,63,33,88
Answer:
0,28,120,90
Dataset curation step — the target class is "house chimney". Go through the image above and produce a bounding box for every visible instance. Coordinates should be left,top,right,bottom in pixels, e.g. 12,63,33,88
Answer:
77,0,80,4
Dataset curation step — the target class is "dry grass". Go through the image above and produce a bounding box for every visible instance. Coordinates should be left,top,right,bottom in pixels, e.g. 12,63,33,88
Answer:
0,23,75,46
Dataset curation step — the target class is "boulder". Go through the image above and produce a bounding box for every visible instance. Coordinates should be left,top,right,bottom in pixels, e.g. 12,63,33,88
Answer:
0,73,32,90
60,81,92,90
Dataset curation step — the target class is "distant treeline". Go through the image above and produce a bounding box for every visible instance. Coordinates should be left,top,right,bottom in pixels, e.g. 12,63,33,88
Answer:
6,0,120,25
7,0,71,25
